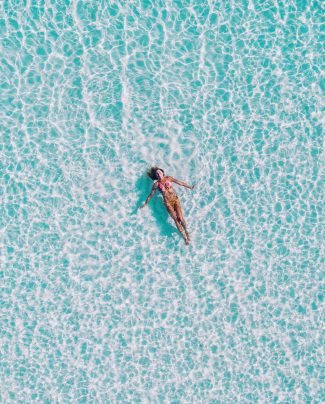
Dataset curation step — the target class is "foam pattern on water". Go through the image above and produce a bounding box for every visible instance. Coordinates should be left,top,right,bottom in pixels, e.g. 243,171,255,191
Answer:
1,0,323,402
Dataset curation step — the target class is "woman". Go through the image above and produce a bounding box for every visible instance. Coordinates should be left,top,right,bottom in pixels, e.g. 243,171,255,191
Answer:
139,166,194,245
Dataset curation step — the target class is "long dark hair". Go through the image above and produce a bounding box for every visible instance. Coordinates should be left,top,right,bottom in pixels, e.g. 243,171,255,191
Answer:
147,166,164,180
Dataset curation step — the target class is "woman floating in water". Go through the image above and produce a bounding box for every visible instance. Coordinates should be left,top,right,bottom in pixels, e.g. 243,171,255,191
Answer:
140,167,194,245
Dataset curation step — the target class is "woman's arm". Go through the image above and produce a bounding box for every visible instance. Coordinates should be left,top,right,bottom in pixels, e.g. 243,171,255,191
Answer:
169,176,194,189
139,183,158,208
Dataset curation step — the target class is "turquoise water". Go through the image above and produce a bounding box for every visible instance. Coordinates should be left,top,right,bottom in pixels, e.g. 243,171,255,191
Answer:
1,0,323,402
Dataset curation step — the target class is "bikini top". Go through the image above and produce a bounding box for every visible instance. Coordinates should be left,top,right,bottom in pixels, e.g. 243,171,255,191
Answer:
158,180,171,192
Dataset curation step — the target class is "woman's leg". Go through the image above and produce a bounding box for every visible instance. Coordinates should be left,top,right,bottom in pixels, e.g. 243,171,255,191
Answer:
174,199,190,241
165,202,189,244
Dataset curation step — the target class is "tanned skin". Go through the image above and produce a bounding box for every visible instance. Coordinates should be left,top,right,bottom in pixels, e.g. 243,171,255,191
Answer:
140,170,194,245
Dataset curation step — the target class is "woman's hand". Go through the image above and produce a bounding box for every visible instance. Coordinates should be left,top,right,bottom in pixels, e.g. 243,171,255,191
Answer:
190,184,195,190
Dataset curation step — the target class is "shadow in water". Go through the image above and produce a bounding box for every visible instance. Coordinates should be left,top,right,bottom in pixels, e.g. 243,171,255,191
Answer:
132,174,177,238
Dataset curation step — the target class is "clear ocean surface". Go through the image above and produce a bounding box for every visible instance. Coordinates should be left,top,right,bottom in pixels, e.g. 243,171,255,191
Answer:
1,0,324,402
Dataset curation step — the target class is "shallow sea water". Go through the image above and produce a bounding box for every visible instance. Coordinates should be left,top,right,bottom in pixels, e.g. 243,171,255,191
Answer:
1,0,324,402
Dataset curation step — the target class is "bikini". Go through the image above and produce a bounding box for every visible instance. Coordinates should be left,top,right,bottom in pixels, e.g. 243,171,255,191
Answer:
158,180,178,209
158,180,171,191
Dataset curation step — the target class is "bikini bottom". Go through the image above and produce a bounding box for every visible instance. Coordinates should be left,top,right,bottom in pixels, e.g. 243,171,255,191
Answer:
164,195,179,213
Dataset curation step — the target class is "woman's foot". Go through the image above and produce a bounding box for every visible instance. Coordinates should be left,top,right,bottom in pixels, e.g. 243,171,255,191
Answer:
180,229,189,245
175,219,189,245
